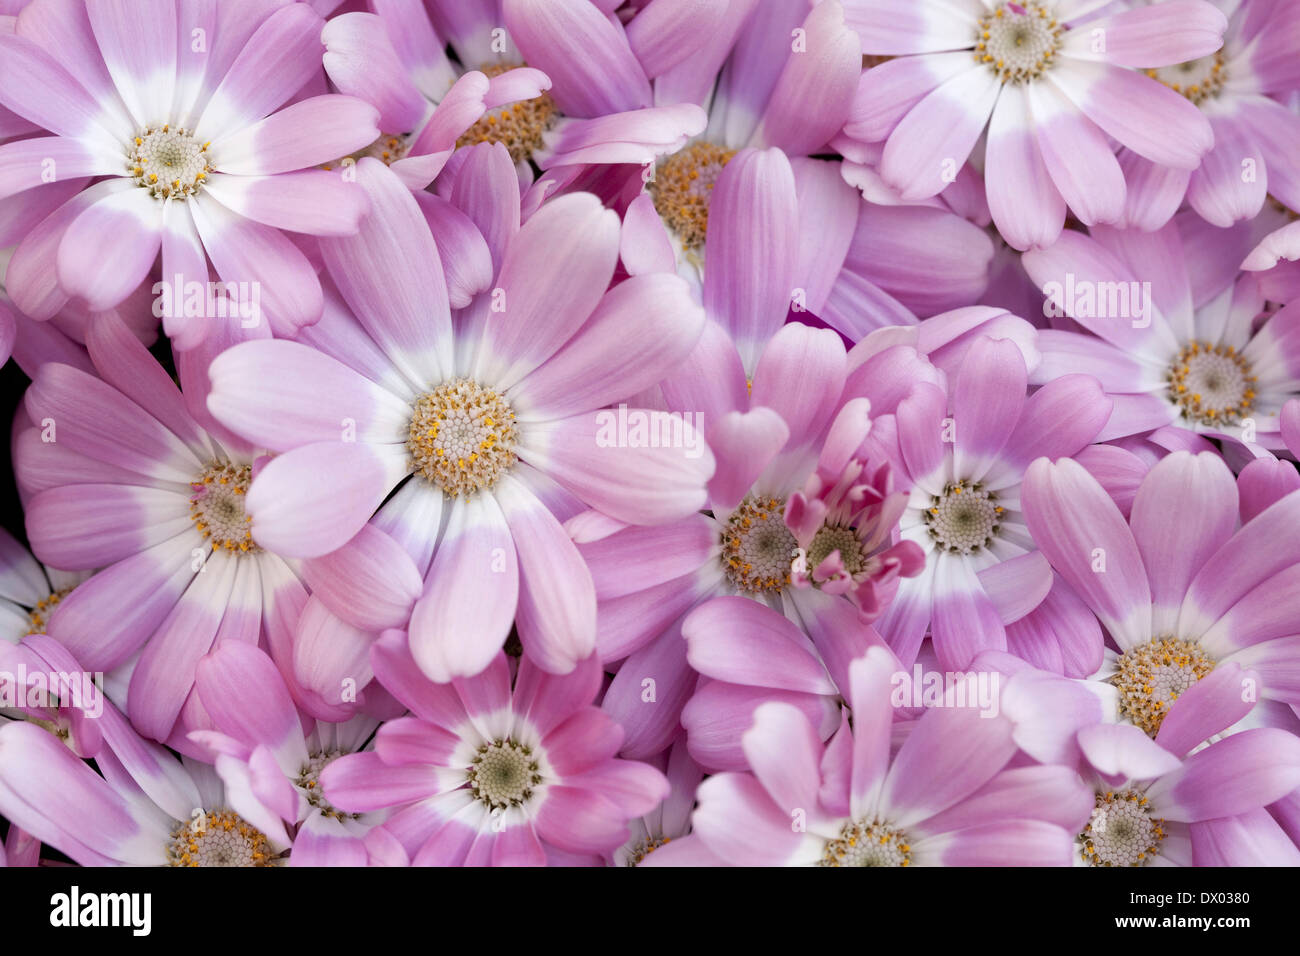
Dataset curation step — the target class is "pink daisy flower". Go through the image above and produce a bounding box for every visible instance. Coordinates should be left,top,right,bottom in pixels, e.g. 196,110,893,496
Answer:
992,657,1300,866
0,0,381,347
207,157,713,685
319,633,668,866
324,0,708,192
687,646,1093,866
872,333,1112,672
188,641,399,866
529,4,994,338
609,733,702,867
0,632,103,761
1117,0,1300,230
1023,215,1298,447
15,314,309,744
840,0,1225,250
0,632,113,867
1022,451,1300,744
584,318,926,760
0,640,298,867
0,525,88,645
1070,723,1300,866
320,9,555,188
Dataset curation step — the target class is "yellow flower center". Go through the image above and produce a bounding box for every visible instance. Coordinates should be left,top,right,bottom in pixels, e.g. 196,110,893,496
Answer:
1110,637,1216,737
974,2,1063,84
1079,789,1165,867
455,63,558,164
819,819,911,867
167,809,278,867
407,379,518,498
191,462,259,555
648,142,737,252
719,494,797,595
1146,53,1227,105
128,126,211,200
1166,340,1257,427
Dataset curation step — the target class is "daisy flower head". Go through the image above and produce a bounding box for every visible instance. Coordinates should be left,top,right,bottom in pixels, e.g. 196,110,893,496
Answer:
585,312,935,761
688,646,1094,866
1116,0,1300,230
207,155,713,685
1024,215,1298,448
840,0,1227,250
875,332,1113,671
15,313,309,744
318,632,668,866
1022,450,1300,745
189,641,396,866
0,0,383,348
0,657,294,867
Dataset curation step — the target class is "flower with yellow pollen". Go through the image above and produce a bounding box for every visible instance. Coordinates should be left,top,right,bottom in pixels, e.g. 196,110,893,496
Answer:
167,810,281,867
648,142,737,253
407,379,519,498
190,462,259,555
127,125,212,201
455,63,558,164
973,2,1063,85
719,494,797,595
1078,790,1164,867
1109,638,1216,737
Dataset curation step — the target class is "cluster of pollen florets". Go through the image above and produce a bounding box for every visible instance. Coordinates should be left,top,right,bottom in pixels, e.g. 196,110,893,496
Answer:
1079,790,1165,866
648,141,737,252
625,836,671,866
323,133,411,171
190,462,259,554
720,494,797,594
806,523,867,576
128,125,212,200
408,379,519,498
25,586,73,635
1166,340,1256,427
819,819,912,867
455,63,558,164
974,2,1063,84
167,810,278,867
466,738,543,810
922,480,1004,555
1110,637,1216,736
297,751,358,821
1147,52,1227,104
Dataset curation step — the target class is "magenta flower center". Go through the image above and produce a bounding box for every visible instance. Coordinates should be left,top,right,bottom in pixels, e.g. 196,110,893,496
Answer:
191,462,259,555
1110,637,1216,736
974,2,1063,84
720,494,797,594
129,126,212,201
649,141,738,252
1079,790,1165,867
167,809,278,867
819,819,911,867
1147,52,1227,104
466,738,543,810
922,480,1004,555
456,63,558,164
1167,341,1256,427
408,379,519,498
